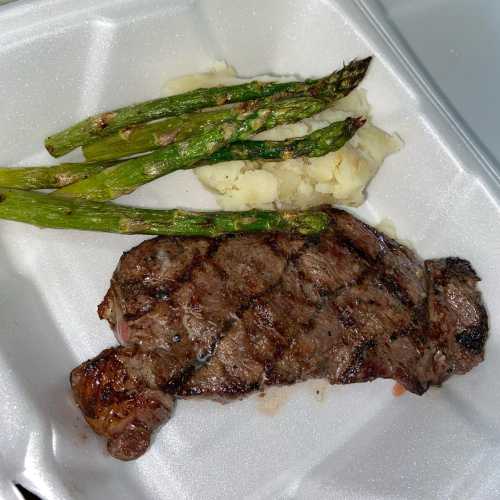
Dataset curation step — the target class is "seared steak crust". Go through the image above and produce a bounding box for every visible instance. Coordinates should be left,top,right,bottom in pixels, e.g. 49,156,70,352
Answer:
71,208,488,460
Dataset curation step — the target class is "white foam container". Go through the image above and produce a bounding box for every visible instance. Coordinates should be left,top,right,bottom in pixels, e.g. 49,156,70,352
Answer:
1,1,500,499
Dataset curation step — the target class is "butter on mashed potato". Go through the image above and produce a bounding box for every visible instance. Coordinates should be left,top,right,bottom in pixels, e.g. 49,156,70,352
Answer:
164,62,402,210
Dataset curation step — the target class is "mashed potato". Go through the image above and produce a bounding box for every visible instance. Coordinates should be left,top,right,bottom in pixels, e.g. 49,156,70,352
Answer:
165,62,402,210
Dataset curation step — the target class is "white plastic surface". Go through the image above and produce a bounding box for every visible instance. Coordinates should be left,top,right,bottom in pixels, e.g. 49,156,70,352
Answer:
0,1,499,499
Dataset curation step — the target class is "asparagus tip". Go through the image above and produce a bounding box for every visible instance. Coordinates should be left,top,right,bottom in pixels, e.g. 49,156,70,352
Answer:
352,116,367,129
354,55,373,68
343,56,373,77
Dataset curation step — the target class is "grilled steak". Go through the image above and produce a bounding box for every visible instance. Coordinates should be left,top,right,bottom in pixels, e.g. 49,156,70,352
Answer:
70,208,488,460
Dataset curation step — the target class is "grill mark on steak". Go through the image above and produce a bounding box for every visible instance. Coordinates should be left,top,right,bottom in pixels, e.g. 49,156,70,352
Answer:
101,238,221,324
380,274,412,307
340,339,378,384
71,208,488,460
100,234,310,396
178,242,325,397
331,222,423,310
194,238,312,369
159,230,432,398
258,259,375,385
191,238,317,376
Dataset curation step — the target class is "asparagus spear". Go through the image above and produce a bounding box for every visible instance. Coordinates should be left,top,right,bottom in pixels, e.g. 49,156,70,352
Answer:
205,116,365,164
45,57,372,157
0,161,119,190
53,97,327,201
82,90,364,164
83,100,362,163
0,117,363,191
0,188,329,236
82,106,255,162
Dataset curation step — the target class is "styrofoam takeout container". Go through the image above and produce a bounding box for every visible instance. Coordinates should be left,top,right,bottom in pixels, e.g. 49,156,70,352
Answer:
1,1,499,499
